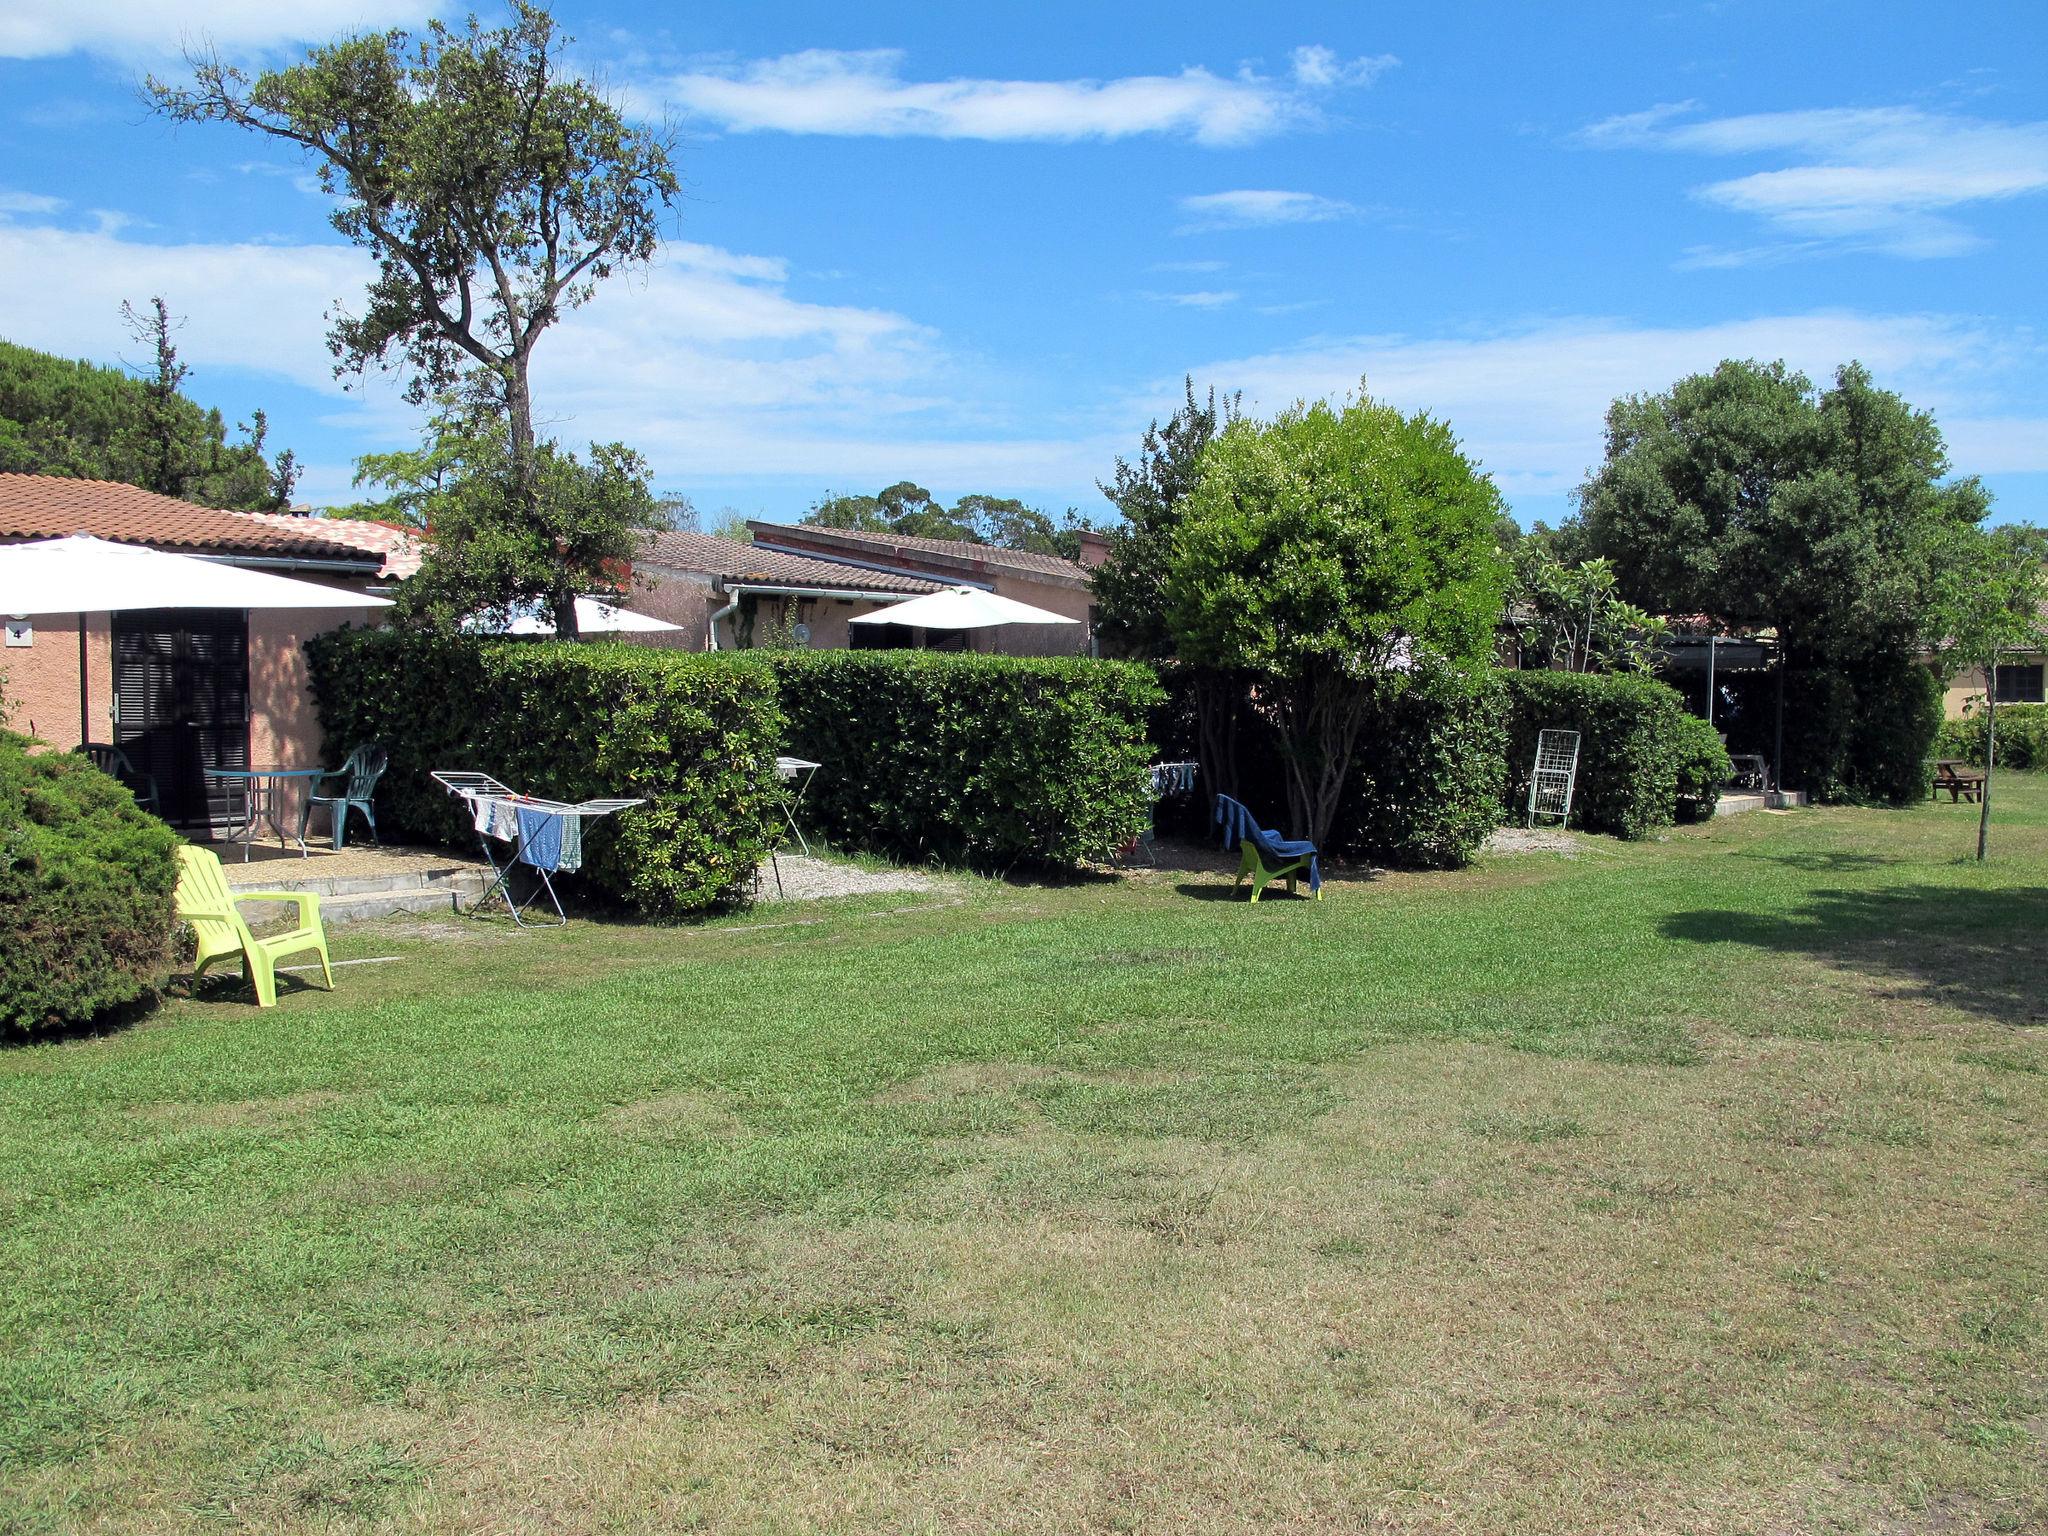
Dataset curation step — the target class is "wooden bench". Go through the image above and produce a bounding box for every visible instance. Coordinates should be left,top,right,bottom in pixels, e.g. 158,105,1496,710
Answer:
1932,759,1986,803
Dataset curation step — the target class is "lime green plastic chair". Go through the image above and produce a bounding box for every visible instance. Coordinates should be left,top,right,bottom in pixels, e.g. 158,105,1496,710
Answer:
173,845,333,1007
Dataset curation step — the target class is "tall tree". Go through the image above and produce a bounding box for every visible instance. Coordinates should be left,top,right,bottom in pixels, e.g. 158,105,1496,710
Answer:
0,331,297,511
1092,377,1238,658
148,2,678,635
803,482,1091,555
1575,359,1985,800
1164,393,1506,846
1930,523,2048,860
119,298,193,497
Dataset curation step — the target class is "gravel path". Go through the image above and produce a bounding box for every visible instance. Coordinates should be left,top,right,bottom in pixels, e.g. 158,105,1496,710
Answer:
1483,827,1581,856
752,854,939,902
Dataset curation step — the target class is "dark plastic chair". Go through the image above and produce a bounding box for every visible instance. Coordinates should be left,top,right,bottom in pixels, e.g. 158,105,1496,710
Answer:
78,742,161,815
298,744,389,851
1213,793,1322,901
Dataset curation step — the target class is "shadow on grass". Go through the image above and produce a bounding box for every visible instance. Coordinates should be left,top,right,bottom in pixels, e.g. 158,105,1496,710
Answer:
1737,851,1904,873
1663,885,2048,1026
1174,881,1317,903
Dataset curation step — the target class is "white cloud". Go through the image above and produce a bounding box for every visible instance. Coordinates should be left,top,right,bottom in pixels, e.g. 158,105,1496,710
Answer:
1143,290,1239,309
1579,104,2048,260
648,45,1396,146
0,0,432,61
0,211,1108,494
0,220,371,390
1188,313,2045,496
0,191,66,216
1177,189,1357,232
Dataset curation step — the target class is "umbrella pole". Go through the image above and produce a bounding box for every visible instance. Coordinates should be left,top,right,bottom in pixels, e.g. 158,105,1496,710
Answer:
77,613,88,747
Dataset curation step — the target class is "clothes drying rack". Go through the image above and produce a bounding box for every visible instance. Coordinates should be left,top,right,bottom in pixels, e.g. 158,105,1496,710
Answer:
432,770,643,928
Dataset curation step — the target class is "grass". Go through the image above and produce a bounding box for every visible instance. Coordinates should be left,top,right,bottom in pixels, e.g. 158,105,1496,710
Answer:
2,778,2045,1533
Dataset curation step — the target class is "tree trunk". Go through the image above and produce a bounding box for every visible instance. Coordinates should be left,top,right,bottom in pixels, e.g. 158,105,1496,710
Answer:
503,359,580,640
1977,659,1997,862
1278,671,1368,848
1191,671,1241,805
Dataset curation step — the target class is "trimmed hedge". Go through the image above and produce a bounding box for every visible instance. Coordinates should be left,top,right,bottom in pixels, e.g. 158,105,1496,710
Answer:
768,651,1162,868
1499,671,1693,839
305,629,783,917
1671,711,1733,823
1,730,180,1034
1151,662,1506,869
1937,703,2048,772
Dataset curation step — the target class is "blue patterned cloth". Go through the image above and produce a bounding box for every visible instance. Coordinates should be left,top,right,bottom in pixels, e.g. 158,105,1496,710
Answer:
515,805,576,872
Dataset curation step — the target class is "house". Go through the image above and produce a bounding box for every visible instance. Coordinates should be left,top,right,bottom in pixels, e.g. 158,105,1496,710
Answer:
629,530,949,650
1941,642,2048,718
627,523,1107,655
0,474,403,825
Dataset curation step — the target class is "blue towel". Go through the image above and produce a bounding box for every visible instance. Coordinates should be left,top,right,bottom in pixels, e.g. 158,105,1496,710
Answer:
515,805,567,872
1214,794,1321,894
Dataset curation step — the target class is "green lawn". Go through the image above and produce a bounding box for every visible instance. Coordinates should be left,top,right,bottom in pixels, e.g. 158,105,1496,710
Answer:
3,781,2045,1534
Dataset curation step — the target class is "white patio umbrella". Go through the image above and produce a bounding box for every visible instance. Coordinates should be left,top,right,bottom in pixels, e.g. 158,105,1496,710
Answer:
848,584,1076,631
484,596,681,636
0,533,392,743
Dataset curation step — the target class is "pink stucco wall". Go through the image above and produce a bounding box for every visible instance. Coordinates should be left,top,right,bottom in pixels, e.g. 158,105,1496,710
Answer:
0,603,375,765
0,612,112,747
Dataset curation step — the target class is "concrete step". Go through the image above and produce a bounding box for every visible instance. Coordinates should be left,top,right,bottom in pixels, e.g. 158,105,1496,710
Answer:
235,870,491,928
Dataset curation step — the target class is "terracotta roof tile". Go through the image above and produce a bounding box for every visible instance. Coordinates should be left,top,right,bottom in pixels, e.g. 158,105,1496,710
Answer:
746,521,1090,585
639,530,945,594
235,511,425,580
0,474,372,565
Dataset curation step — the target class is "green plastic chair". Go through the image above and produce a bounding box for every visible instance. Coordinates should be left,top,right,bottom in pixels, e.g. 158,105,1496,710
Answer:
298,744,388,851
174,845,333,1007
77,742,161,815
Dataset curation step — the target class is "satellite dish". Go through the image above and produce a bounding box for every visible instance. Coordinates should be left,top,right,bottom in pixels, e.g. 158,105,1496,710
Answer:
791,621,812,647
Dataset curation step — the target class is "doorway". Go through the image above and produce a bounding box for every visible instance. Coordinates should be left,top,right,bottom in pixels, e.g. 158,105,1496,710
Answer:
112,610,249,827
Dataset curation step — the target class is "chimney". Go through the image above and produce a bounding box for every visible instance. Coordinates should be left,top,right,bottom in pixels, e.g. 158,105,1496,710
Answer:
1073,528,1111,569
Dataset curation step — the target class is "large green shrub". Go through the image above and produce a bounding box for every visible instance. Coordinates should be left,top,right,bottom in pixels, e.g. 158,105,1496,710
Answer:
1151,661,1506,869
1499,671,1692,839
1670,712,1733,823
305,629,782,916
1,731,180,1034
1937,703,2048,771
768,651,1161,869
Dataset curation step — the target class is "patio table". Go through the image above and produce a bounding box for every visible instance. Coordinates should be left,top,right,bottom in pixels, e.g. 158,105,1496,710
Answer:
203,765,325,861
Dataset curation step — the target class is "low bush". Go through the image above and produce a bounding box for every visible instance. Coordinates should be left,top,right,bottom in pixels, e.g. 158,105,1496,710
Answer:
1,730,180,1034
769,651,1161,868
1499,671,1692,839
1671,712,1733,823
1937,702,2048,771
306,629,783,917
1152,661,1505,869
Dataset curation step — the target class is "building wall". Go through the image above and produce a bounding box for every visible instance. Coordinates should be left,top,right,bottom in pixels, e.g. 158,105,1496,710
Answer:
0,612,111,748
1,602,377,770
1942,653,2048,718
626,567,721,649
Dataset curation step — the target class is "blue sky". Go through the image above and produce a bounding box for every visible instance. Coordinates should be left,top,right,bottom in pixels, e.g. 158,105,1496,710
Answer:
2,1,2043,529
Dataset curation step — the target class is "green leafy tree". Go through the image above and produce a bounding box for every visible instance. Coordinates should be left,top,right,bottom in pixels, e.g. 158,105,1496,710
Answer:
803,482,1092,555
1092,377,1239,658
1575,359,1986,800
1164,392,1507,846
393,427,658,634
1930,523,2048,860
0,328,297,510
1508,546,1668,675
148,2,679,635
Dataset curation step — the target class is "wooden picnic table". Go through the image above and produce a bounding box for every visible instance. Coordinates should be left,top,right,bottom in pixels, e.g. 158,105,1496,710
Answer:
1931,759,1986,803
